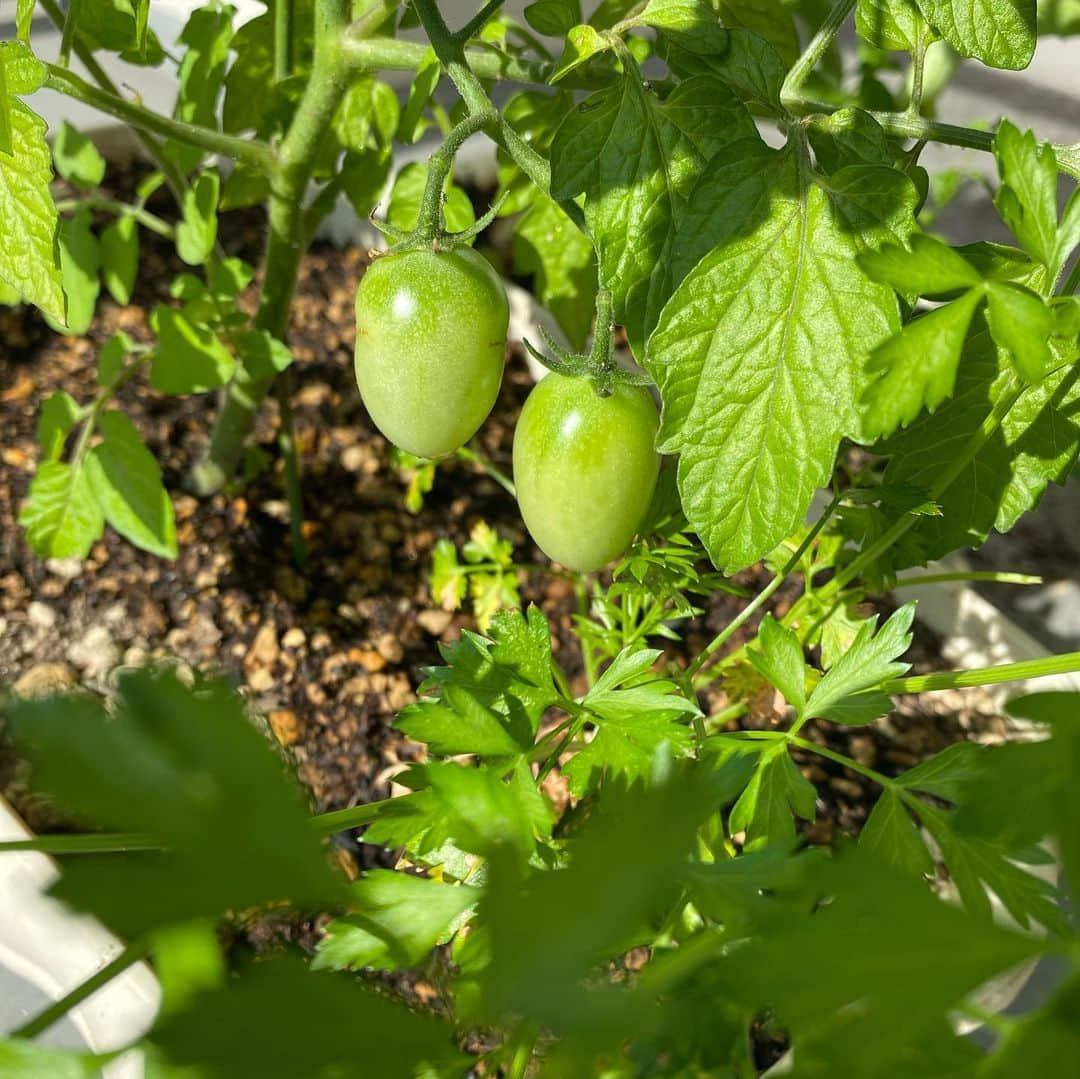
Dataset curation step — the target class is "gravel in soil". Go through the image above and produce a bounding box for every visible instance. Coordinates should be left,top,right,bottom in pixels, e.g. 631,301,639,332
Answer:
0,183,1010,957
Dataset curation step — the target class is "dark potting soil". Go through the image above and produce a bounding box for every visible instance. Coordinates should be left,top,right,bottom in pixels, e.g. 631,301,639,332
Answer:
0,172,1011,973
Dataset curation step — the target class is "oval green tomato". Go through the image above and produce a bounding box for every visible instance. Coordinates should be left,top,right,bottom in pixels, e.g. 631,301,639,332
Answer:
354,246,509,459
513,373,661,572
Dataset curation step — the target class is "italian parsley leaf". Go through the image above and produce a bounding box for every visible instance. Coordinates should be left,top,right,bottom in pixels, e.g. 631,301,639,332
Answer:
8,670,344,935
803,603,915,725
563,648,699,796
314,870,479,972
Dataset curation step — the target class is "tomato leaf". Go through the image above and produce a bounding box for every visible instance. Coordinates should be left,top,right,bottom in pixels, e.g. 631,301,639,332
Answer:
882,326,1080,565
0,95,64,322
19,459,105,560
175,171,220,267
36,390,81,461
646,142,916,573
167,4,234,171
52,120,106,188
550,71,758,355
100,213,138,304
914,0,1036,69
150,306,236,393
86,410,177,559
861,287,986,438
985,280,1055,382
857,0,937,51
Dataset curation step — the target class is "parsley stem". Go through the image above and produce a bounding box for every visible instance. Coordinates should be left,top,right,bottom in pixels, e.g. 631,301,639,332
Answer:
0,833,157,855
893,570,1042,588
11,936,151,1040
882,650,1080,695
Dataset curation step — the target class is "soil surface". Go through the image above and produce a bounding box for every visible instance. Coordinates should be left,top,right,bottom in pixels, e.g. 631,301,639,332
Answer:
0,176,1009,958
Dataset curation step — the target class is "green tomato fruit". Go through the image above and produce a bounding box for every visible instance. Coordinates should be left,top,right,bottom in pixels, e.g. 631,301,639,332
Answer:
513,373,660,572
354,245,509,459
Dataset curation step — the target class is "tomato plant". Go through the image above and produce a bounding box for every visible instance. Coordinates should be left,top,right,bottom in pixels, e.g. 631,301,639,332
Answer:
3,0,1080,1075
354,245,509,460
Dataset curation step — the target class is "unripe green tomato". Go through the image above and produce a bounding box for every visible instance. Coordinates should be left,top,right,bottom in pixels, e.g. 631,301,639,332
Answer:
354,245,509,459
513,373,661,572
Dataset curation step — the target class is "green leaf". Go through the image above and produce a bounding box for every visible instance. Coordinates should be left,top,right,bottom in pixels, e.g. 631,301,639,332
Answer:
339,146,393,220
0,38,46,94
390,760,553,870
420,606,560,743
803,604,914,725
97,330,135,385
857,0,937,50
646,148,915,573
895,740,985,801
993,119,1060,268
51,121,106,188
152,920,225,1016
716,0,800,64
914,0,1036,69
983,975,1080,1077
100,213,138,305
175,171,220,267
237,329,294,379
659,25,785,111
8,671,344,935
168,4,234,171
397,46,440,144
314,871,479,972
0,97,64,322
882,326,1080,564
37,391,81,461
74,0,141,53
151,957,456,1078
513,194,597,349
19,460,104,559
85,410,177,559
550,71,758,355
729,743,816,849
16,0,37,41
714,844,1041,1072
0,1040,96,1078
431,537,467,608
748,614,807,714
564,649,699,795
51,205,101,336
985,280,1054,382
333,76,399,152
150,306,236,394
483,762,748,1035
918,802,1063,930
859,232,984,295
525,0,581,36
386,161,475,236
808,107,894,172
549,24,613,82
398,684,528,758
861,787,934,876
861,286,985,438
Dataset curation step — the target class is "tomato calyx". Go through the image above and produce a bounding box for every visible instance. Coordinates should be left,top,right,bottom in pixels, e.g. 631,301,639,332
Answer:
523,289,654,397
